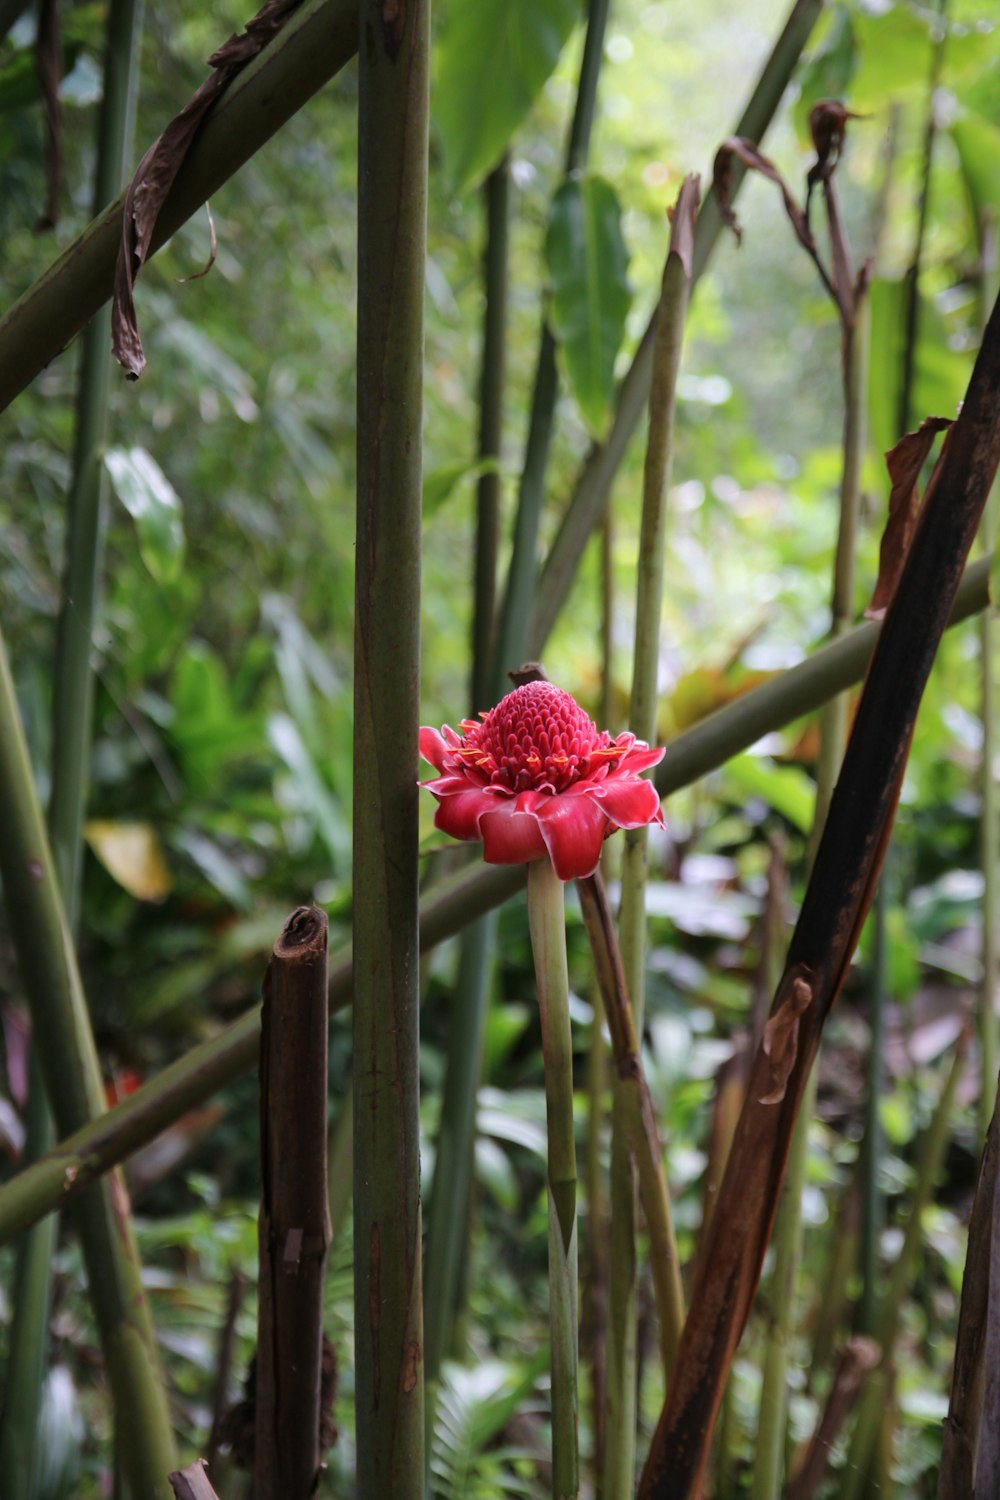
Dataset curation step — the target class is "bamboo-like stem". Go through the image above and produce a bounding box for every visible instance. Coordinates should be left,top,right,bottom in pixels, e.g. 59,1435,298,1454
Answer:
841,1035,967,1500
1,556,998,1246
255,907,331,1500
0,0,359,413
978,215,999,1136
424,154,510,1417
326,1092,353,1246
0,3,145,1488
352,0,428,1491
605,179,696,1499
583,519,617,1493
577,872,684,1371
0,628,177,1496
49,0,144,914
491,0,609,694
471,159,510,713
527,858,579,1500
859,876,889,1338
528,0,823,658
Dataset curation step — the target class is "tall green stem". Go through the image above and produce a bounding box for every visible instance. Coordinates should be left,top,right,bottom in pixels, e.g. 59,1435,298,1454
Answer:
352,0,428,1491
978,216,999,1136
0,631,176,1496
0,5,146,1492
425,159,510,1452
491,0,609,694
605,182,695,1499
527,858,579,1500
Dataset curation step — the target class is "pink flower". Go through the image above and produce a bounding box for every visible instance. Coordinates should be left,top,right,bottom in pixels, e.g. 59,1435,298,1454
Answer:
420,681,665,881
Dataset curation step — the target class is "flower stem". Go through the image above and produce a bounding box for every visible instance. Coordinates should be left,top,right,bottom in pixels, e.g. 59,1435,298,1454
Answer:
527,858,579,1500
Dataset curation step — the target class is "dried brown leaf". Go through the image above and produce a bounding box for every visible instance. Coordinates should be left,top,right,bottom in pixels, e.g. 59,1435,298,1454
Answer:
807,100,863,186
113,0,303,378
712,136,809,250
666,172,700,279
866,417,953,621
759,973,813,1105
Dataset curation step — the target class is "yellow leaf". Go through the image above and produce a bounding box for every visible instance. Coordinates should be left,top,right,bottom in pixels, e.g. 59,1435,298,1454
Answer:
84,821,172,903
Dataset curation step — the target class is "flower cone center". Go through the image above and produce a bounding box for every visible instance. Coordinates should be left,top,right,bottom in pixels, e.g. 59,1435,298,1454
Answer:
457,682,618,793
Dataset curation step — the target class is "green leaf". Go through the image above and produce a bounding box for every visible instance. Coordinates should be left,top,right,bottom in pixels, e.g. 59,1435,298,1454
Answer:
104,446,185,583
849,8,988,113
434,0,578,194
951,112,1000,251
546,174,632,434
792,10,857,146
867,278,970,461
725,752,815,834
424,456,501,517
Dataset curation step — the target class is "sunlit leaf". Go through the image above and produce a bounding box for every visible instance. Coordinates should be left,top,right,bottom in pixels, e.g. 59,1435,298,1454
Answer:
867,278,969,461
725,752,815,834
546,174,632,433
104,445,185,583
952,112,1000,251
84,819,172,902
434,0,578,194
424,456,501,517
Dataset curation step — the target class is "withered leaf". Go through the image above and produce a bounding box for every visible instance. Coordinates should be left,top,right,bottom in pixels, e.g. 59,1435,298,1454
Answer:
666,172,700,280
34,0,62,231
865,417,954,621
807,100,862,186
113,0,303,379
712,136,810,253
759,973,813,1105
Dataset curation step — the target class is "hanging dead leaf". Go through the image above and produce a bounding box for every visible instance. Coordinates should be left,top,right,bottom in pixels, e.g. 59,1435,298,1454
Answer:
712,136,810,251
807,100,863,186
866,417,953,620
113,0,304,378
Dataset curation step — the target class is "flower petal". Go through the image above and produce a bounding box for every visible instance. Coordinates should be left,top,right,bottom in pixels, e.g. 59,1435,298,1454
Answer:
419,726,453,772
433,787,493,843
534,793,610,881
593,776,665,830
478,799,548,866
616,744,665,775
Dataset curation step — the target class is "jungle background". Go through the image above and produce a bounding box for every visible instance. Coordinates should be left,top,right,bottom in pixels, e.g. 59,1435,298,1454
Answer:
2,0,1000,1494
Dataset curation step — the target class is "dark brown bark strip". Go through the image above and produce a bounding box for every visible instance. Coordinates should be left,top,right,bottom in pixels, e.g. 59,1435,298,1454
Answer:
638,288,1000,1499
938,1072,1000,1499
255,906,331,1500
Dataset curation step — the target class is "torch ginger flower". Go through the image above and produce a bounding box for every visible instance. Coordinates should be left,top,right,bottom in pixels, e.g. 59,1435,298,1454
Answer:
420,680,665,881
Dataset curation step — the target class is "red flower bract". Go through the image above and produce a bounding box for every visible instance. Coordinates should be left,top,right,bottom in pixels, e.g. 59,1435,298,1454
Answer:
420,681,666,881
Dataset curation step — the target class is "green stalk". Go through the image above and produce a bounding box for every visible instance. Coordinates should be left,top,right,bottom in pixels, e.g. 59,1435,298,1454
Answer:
0,630,176,1496
0,0,359,413
978,215,999,1137
527,858,579,1500
1,556,997,1249
528,0,823,658
840,1035,967,1500
605,180,695,1500
352,0,428,1492
471,159,510,714
491,0,609,694
424,156,510,1420
327,1093,353,1247
0,5,145,1492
